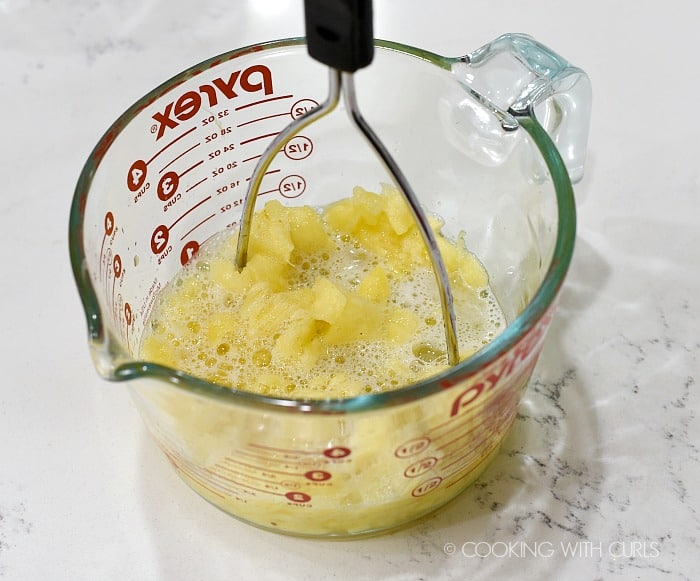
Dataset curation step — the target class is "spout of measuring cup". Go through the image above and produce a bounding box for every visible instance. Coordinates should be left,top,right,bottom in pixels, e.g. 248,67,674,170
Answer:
449,33,591,183
80,296,131,382
87,331,129,380
70,248,131,382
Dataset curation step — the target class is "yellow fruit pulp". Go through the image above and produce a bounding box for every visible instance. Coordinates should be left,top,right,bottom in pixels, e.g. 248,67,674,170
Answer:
140,184,504,398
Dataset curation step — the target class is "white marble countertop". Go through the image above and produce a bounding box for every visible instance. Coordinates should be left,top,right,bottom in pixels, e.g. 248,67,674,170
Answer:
1,0,698,579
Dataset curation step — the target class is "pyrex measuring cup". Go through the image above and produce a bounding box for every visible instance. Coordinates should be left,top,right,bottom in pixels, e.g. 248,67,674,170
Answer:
69,33,590,537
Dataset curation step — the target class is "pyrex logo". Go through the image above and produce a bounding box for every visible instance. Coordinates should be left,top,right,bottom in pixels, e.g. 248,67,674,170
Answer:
152,64,273,140
445,309,552,417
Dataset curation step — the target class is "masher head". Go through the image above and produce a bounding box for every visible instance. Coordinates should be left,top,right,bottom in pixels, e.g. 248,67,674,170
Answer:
235,0,460,366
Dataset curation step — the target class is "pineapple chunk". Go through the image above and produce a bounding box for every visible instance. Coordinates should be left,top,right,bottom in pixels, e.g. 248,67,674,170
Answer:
209,260,250,294
323,196,360,232
288,205,334,254
436,237,488,288
245,254,291,290
386,308,420,343
455,250,488,288
351,186,385,225
381,184,415,235
357,266,390,303
248,200,294,262
322,292,384,345
239,283,293,338
311,277,347,324
261,200,333,255
274,316,324,370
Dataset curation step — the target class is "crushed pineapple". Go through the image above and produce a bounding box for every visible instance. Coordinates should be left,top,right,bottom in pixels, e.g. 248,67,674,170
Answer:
140,184,504,398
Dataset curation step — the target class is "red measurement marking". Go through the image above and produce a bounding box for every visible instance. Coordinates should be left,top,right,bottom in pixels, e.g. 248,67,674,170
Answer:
150,196,213,256
127,159,148,191
151,225,169,254
438,431,494,474
290,99,320,119
155,434,248,499
323,447,351,459
159,142,201,173
99,237,108,277
216,463,287,488
283,136,313,160
395,437,431,459
111,292,121,334
411,477,443,498
157,161,201,201
438,432,489,466
104,211,115,236
249,443,319,456
279,174,306,198
245,169,280,181
204,468,278,498
444,440,502,489
257,188,279,197
180,213,215,240
304,470,331,482
404,457,438,479
441,411,517,483
185,176,207,193
434,420,487,452
177,453,287,499
181,469,226,499
180,240,200,265
124,302,132,330
127,127,198,196
169,195,211,229
196,465,251,492
222,457,300,478
110,269,117,314
179,159,203,179
285,491,311,503
99,211,115,277
146,126,198,165
157,171,179,201
236,449,325,467
203,468,287,498
239,131,280,146
237,112,289,128
437,398,515,458
423,403,484,437
124,302,132,345
242,154,262,163
112,254,122,278
235,94,294,111
182,466,229,499
103,248,112,290
429,407,484,443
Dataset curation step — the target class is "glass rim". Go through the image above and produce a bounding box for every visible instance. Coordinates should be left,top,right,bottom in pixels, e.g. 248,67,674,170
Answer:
69,37,576,415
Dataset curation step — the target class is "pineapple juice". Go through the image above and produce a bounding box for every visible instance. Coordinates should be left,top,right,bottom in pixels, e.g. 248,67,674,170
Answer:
140,184,505,398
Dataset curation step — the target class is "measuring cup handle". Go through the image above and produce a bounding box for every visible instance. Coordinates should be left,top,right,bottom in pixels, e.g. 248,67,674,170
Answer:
459,33,592,183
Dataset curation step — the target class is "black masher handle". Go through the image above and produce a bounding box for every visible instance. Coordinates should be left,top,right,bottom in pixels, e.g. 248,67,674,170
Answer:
304,0,374,72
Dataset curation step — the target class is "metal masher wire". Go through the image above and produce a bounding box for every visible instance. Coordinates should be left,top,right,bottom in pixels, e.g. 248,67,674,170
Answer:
340,72,459,365
235,68,342,269
234,0,459,366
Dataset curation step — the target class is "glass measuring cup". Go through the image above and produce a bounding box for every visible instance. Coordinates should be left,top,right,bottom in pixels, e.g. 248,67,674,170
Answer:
69,33,590,538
